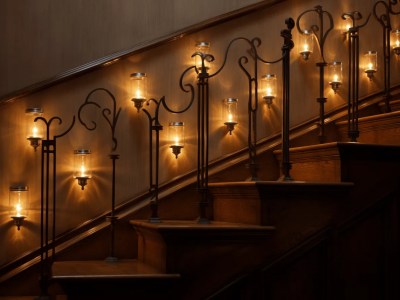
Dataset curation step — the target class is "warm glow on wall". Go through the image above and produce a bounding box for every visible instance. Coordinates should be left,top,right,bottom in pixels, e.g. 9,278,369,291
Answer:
73,149,92,190
25,107,43,151
9,185,29,230
130,72,147,112
169,122,184,158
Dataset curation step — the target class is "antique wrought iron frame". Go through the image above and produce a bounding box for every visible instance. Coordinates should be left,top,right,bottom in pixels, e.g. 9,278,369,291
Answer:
297,5,334,144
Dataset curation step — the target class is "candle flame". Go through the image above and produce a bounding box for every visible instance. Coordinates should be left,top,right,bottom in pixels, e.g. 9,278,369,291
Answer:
303,44,309,52
135,90,143,99
333,74,339,82
174,136,180,145
16,203,22,217
80,164,86,177
32,125,39,138
266,87,273,96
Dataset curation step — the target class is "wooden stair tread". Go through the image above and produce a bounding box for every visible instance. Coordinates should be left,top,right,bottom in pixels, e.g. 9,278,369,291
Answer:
336,110,400,126
130,219,275,232
52,259,180,280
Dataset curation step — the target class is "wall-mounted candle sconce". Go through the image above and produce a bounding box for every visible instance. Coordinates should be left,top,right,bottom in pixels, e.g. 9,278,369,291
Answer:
299,30,314,60
169,122,184,158
328,61,343,93
223,98,238,134
73,149,92,190
9,185,28,230
26,108,43,151
392,29,400,55
195,42,211,72
261,74,277,108
364,51,377,80
130,72,147,112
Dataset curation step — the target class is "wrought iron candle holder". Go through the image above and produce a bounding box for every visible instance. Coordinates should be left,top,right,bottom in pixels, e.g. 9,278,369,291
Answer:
342,11,371,143
373,0,400,112
26,107,43,151
9,185,29,230
297,5,334,144
34,113,76,299
135,88,194,222
78,88,121,261
223,98,238,134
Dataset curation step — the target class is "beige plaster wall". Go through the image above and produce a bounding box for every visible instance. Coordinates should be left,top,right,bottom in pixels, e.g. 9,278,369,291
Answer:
0,0,267,97
1,0,400,268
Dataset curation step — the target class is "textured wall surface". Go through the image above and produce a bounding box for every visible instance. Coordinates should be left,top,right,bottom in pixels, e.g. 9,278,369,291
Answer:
0,0,267,97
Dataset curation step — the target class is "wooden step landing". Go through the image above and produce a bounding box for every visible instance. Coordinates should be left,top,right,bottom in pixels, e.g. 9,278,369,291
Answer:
274,142,400,182
52,259,179,300
336,110,400,144
52,259,179,281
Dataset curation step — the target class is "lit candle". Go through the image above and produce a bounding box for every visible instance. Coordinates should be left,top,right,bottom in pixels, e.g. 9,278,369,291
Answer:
9,186,29,230
392,29,400,55
299,30,313,60
195,42,211,72
25,107,43,151
130,72,147,112
261,74,277,108
364,51,377,80
169,122,184,158
328,61,342,93
74,149,92,190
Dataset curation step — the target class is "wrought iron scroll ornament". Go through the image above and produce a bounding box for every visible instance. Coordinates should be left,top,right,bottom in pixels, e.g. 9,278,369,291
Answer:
78,87,122,261
78,88,121,152
296,5,334,63
140,94,194,223
34,114,75,299
179,18,295,223
296,6,334,143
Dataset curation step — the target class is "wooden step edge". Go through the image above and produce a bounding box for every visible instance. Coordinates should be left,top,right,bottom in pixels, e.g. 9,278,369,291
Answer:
336,109,400,126
51,259,180,281
208,180,354,189
130,220,275,233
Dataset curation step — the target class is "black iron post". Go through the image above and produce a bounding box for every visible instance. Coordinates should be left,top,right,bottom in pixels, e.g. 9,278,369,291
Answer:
373,0,400,112
78,88,121,260
35,116,75,299
297,5,334,144
280,18,295,181
342,12,371,142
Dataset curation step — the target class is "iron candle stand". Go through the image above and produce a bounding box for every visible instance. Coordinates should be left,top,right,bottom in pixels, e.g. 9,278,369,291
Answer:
35,114,76,299
78,88,121,261
373,0,400,112
342,11,370,142
297,5,334,144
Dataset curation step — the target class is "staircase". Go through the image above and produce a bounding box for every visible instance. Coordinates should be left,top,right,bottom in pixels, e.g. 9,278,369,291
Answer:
46,97,400,300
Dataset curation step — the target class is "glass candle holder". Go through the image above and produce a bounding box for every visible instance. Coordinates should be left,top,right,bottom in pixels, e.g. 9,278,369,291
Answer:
73,149,92,190
169,122,184,158
9,185,29,230
130,72,147,112
223,98,238,134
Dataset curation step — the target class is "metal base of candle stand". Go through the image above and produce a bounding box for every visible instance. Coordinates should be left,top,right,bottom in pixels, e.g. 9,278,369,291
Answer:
27,136,41,151
11,216,25,230
224,121,237,135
